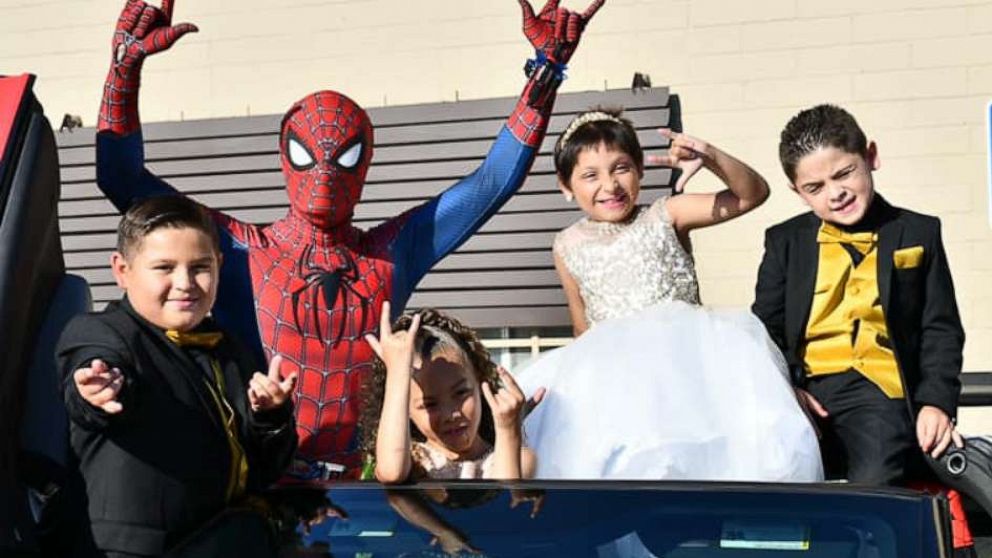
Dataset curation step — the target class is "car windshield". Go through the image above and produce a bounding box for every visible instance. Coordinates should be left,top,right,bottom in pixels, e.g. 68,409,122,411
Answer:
279,482,940,558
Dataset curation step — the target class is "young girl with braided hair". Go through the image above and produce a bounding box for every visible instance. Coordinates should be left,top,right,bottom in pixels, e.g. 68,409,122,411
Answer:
518,108,823,481
362,302,537,482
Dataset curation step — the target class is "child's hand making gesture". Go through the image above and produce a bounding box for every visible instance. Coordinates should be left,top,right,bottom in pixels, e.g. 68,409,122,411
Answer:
650,128,769,233
484,366,538,480
366,301,422,483
650,129,710,193
482,366,527,431
248,355,298,412
365,301,422,378
74,359,125,414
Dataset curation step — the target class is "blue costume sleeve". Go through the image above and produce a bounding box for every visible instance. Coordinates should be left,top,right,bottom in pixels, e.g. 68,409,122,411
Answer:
95,132,177,211
96,132,265,364
388,127,536,311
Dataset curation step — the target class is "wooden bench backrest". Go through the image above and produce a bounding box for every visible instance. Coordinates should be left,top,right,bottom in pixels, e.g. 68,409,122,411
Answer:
56,87,678,328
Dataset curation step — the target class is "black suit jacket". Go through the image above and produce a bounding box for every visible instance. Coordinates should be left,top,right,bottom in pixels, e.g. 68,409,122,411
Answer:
57,298,297,556
752,197,964,418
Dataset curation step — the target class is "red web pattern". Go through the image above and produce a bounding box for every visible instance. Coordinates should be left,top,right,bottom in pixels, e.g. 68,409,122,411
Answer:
507,81,553,147
98,0,196,135
242,91,389,474
249,219,394,473
280,93,372,230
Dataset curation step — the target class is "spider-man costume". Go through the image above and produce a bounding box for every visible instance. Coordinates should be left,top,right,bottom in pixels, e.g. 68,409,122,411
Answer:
96,0,603,479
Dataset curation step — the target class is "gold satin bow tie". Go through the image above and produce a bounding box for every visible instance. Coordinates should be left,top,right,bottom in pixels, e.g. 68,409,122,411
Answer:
817,223,876,252
165,329,224,349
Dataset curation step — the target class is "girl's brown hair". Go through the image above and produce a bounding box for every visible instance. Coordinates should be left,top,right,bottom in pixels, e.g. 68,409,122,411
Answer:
554,106,644,187
359,308,499,458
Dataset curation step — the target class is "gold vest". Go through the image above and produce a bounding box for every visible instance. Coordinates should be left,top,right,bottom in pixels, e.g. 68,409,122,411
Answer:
803,223,903,398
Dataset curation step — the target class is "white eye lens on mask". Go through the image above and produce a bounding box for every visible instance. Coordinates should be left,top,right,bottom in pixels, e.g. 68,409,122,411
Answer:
288,138,314,168
337,143,362,169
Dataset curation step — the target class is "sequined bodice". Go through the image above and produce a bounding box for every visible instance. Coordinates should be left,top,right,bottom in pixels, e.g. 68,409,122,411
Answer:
412,442,494,480
554,197,700,326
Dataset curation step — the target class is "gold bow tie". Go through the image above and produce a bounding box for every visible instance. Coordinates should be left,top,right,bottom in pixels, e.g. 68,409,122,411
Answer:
166,329,223,349
817,223,876,252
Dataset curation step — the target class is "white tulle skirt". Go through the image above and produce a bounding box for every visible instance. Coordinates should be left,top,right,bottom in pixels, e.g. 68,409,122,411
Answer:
519,301,823,482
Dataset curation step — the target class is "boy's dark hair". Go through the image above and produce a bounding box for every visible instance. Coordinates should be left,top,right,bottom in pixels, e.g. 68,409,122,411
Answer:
779,104,868,182
116,196,220,259
554,107,643,187
359,308,499,461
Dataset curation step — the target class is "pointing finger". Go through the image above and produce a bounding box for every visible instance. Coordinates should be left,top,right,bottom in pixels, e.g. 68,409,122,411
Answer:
407,312,422,340
266,354,284,382
481,381,497,409
517,0,536,22
379,301,392,337
583,0,606,20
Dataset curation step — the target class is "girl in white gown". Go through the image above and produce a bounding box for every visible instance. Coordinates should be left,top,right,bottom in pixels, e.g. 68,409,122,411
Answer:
519,109,823,481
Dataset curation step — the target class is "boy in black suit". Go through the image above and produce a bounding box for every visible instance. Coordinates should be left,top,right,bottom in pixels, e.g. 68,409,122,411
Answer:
752,104,966,485
57,196,298,557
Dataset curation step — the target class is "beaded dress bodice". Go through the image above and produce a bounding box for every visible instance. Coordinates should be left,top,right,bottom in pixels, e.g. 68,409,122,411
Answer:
412,442,495,480
554,197,700,326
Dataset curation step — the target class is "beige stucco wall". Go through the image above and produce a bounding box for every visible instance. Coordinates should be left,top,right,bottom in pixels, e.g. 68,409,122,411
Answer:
4,0,992,430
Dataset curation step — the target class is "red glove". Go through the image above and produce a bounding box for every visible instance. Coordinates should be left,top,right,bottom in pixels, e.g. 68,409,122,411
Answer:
508,0,605,146
98,0,197,135
518,0,605,65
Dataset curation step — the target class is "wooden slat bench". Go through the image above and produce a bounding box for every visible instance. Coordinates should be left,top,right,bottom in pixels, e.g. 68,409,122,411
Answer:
55,87,679,328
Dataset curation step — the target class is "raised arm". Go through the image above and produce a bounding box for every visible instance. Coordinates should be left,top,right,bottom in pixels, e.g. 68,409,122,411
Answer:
659,130,770,234
383,0,605,308
481,367,530,480
96,0,197,211
365,303,421,484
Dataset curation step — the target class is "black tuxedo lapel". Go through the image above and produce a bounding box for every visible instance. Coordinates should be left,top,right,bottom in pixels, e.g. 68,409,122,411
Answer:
786,214,820,356
120,299,226,434
218,344,251,431
158,338,227,434
876,208,903,316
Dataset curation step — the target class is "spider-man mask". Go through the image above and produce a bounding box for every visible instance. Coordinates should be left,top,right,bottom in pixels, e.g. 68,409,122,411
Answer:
280,91,374,230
